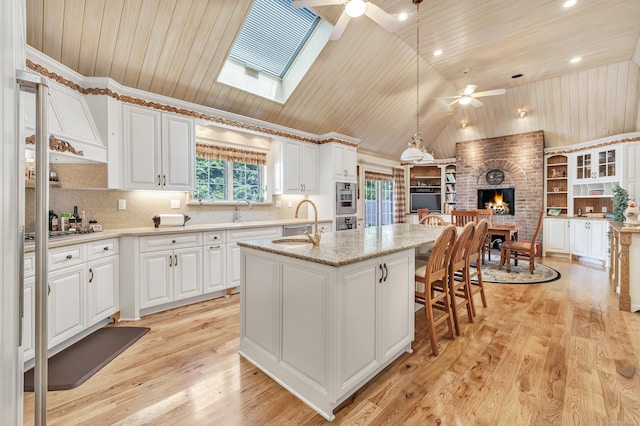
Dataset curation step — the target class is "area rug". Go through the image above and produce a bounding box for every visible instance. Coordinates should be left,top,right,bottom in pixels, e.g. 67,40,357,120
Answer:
24,326,149,391
471,255,561,284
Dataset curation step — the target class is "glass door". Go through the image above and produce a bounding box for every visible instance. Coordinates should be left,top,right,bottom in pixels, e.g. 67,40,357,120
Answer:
364,178,394,227
575,152,592,180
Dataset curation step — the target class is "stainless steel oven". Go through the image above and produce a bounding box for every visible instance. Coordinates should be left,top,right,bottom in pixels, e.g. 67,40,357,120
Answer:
336,182,357,215
336,216,357,231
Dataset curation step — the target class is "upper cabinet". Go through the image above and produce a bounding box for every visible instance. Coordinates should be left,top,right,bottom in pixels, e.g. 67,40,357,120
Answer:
122,104,195,191
571,146,620,183
272,140,318,195
332,144,357,181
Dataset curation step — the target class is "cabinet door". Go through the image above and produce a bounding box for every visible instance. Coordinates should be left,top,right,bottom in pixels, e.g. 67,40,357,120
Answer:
301,143,318,193
173,247,203,300
570,219,589,257
334,144,357,181
588,220,608,260
342,145,357,180
87,256,118,326
595,147,619,180
336,259,378,397
227,242,241,289
204,243,226,293
49,264,85,347
378,251,412,362
543,218,570,254
123,104,162,190
573,152,593,181
22,276,35,362
140,250,173,309
161,113,195,191
283,141,303,192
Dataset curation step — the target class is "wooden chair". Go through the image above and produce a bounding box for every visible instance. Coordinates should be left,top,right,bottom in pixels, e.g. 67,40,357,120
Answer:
498,211,544,274
415,214,446,261
417,208,431,223
419,214,447,226
447,222,476,335
476,208,493,263
414,225,457,356
468,219,489,316
451,210,478,227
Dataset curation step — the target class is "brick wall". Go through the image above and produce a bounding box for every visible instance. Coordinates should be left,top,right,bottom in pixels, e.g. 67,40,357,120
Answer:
455,130,544,241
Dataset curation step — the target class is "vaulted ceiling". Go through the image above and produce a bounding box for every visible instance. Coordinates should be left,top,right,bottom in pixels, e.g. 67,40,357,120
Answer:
26,0,640,160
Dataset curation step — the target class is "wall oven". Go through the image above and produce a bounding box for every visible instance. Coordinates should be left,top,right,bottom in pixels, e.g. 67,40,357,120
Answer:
336,182,357,215
336,216,357,231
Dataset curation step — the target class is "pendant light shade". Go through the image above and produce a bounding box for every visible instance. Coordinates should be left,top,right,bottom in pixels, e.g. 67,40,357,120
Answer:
400,145,424,162
345,0,367,17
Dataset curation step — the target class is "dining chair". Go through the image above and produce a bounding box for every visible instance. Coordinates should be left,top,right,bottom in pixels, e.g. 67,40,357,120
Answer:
468,219,489,316
476,208,493,263
415,224,457,356
419,214,447,226
451,210,478,227
446,221,475,335
415,214,446,262
498,211,544,274
416,208,431,223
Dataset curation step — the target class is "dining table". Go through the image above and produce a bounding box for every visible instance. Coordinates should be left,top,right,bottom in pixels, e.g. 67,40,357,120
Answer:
485,224,521,262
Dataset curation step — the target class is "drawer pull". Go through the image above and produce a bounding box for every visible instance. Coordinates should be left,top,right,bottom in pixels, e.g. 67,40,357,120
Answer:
172,240,176,244
169,255,173,267
174,255,178,266
48,284,51,295
210,245,221,249
89,268,94,283
103,246,110,251
66,254,73,260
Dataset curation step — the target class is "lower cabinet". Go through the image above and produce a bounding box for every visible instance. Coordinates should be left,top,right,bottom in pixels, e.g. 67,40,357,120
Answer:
22,276,35,361
227,226,282,290
570,219,608,264
87,256,119,326
48,264,86,348
543,217,571,255
239,247,414,420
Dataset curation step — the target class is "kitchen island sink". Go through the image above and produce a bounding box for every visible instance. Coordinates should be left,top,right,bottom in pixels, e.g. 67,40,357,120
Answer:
238,224,445,420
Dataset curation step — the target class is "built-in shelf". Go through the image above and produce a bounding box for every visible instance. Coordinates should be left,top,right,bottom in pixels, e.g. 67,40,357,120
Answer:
25,180,61,188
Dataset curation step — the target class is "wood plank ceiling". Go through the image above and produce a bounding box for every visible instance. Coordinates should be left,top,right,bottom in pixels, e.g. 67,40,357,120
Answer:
26,0,640,160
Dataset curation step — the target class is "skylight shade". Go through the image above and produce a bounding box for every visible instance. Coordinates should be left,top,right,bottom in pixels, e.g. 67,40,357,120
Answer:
229,0,319,78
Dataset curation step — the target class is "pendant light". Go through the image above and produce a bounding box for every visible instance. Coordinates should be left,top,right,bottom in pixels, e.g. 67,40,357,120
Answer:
400,0,434,164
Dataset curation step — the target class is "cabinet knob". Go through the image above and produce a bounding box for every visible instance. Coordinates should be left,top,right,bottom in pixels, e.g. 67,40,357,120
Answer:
103,246,110,251
66,254,73,260
172,240,176,244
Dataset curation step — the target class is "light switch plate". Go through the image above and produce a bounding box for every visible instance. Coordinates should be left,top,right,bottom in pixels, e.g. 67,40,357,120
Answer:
171,200,180,209
118,199,126,210
275,200,281,208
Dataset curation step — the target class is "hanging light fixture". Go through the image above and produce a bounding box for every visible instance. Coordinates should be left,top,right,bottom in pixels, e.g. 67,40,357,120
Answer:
345,0,367,18
400,0,433,164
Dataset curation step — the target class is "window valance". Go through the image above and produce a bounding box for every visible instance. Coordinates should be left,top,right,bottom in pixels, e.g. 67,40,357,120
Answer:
364,171,393,181
196,143,267,166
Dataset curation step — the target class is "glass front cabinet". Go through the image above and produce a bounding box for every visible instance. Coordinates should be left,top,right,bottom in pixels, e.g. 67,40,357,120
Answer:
572,146,620,182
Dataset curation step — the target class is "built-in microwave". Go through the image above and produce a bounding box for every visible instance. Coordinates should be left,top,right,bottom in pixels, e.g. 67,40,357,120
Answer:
336,182,357,215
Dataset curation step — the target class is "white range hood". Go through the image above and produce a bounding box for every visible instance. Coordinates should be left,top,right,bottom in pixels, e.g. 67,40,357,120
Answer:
21,79,106,164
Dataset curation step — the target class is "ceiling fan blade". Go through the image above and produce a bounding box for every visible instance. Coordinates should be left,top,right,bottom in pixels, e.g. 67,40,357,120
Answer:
291,0,337,8
329,11,350,40
470,98,484,108
433,96,461,100
364,2,401,32
448,99,461,106
462,84,477,96
472,88,507,98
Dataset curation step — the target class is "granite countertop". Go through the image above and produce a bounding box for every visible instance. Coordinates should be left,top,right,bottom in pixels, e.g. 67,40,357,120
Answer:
23,218,333,252
609,221,640,233
238,223,445,267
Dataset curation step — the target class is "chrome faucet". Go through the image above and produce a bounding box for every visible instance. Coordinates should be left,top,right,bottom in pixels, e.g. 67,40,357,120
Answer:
234,199,253,222
294,199,322,246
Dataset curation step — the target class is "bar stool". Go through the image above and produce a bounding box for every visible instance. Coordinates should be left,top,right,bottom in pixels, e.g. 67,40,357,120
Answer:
468,219,489,316
414,225,457,356
448,222,475,335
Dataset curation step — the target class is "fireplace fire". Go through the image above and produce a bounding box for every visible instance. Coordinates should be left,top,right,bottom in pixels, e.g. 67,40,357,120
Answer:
477,188,515,215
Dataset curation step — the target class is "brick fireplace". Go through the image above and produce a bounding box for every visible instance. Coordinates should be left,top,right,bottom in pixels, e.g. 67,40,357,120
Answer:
455,130,544,241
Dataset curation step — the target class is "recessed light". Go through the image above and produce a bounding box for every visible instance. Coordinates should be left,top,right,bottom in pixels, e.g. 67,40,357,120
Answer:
398,12,408,21
511,73,524,79
570,57,582,63
563,0,577,8
433,49,442,56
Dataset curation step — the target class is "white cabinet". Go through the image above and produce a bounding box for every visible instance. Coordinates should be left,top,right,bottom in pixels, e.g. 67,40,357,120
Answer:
570,219,608,264
139,233,202,309
227,227,282,290
22,276,35,362
332,144,357,181
87,257,118,326
571,146,620,182
48,264,85,347
543,217,571,255
272,139,318,194
203,231,226,294
123,104,195,191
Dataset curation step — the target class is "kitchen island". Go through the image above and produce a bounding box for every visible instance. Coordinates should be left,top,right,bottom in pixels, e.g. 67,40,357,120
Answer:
237,224,444,421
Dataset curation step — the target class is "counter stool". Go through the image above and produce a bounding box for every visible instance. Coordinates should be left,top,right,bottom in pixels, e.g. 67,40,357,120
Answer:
448,222,475,335
468,219,489,316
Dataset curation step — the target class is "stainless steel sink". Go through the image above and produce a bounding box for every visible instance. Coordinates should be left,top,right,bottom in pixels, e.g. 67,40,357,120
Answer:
271,237,312,247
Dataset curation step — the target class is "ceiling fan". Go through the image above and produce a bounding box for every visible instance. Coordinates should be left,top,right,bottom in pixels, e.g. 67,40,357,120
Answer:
291,0,401,40
436,84,507,108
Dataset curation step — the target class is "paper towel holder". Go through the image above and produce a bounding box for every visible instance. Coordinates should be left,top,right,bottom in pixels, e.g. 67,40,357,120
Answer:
152,214,191,228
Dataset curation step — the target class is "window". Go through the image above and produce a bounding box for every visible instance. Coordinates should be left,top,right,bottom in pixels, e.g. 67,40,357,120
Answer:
217,0,333,103
194,144,267,202
364,172,395,227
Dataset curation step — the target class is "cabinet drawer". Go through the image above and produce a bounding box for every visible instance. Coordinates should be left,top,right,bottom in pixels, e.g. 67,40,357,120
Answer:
140,233,201,252
203,231,226,245
227,226,282,243
24,252,35,277
49,244,86,271
87,238,120,260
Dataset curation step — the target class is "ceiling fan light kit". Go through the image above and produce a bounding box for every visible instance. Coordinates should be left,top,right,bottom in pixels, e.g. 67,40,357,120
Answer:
518,109,527,118
345,0,366,17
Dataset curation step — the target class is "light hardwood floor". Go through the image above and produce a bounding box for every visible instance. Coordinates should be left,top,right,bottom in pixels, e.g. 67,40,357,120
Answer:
23,256,640,425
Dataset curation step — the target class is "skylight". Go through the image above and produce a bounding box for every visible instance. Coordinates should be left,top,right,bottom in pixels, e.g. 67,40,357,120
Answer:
229,0,319,78
218,0,332,103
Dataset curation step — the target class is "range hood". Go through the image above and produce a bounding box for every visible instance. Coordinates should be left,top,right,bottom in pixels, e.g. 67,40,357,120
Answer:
21,80,106,164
